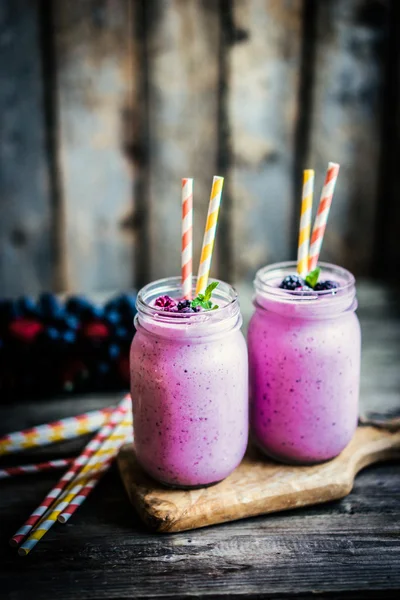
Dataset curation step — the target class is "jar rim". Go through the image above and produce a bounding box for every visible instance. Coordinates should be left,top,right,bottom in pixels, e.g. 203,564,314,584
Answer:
254,261,355,301
136,276,239,325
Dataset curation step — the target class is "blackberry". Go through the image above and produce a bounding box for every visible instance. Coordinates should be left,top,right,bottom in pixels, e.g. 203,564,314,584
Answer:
177,299,191,311
279,275,306,291
314,280,339,292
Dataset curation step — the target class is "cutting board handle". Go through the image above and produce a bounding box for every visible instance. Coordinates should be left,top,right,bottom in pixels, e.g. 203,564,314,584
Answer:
347,425,400,479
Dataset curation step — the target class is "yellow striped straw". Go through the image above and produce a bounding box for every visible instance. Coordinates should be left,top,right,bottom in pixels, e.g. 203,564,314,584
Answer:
196,176,224,295
297,169,314,278
17,417,133,556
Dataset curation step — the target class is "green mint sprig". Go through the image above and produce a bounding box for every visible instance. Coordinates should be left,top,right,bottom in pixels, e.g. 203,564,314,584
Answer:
191,281,219,310
305,267,321,289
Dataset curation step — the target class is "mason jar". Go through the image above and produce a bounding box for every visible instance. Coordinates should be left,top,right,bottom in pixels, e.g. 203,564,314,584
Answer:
248,261,361,464
130,277,248,488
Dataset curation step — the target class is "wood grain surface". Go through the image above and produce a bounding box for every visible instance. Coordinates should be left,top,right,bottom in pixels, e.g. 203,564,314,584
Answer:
145,0,220,282
53,0,135,293
307,0,388,275
0,0,53,296
227,0,303,282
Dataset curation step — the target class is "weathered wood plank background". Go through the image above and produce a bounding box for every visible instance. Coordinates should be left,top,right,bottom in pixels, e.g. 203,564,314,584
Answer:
0,0,397,296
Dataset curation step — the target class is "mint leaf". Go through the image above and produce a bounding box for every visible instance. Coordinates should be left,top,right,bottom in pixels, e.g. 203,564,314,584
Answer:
305,267,321,289
204,281,219,302
190,282,219,311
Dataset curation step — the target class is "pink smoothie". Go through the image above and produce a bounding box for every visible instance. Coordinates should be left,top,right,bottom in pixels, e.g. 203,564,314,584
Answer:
248,262,361,464
130,277,248,488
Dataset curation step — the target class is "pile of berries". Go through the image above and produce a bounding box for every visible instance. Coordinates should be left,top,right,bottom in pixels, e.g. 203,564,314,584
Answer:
279,275,339,293
0,292,137,402
155,296,200,313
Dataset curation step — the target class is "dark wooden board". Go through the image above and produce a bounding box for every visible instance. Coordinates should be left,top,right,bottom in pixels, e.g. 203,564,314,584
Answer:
0,0,53,296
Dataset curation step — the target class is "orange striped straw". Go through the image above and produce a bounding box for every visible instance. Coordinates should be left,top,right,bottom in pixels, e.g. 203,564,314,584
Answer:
308,162,340,271
10,396,130,548
196,176,224,296
17,416,133,556
297,169,314,278
0,406,113,456
181,178,193,299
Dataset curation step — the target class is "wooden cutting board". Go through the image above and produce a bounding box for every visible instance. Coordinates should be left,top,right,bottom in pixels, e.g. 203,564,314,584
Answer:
117,424,400,533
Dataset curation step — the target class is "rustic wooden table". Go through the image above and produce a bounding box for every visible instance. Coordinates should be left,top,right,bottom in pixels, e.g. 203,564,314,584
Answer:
0,282,399,600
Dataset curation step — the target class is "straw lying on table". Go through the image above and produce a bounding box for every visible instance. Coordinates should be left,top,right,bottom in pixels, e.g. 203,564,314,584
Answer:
0,406,113,456
0,458,73,480
181,178,193,300
17,414,133,556
308,162,340,272
10,395,131,548
196,176,224,296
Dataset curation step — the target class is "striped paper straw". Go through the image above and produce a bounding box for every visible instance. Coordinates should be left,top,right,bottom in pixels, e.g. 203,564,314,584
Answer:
297,169,314,278
0,458,73,480
10,396,130,548
18,418,133,556
308,162,340,272
196,176,224,296
58,422,134,524
182,178,193,300
57,478,99,524
0,407,113,456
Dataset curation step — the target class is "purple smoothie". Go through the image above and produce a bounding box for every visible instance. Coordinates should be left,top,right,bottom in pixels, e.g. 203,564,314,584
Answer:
248,262,361,464
130,277,248,488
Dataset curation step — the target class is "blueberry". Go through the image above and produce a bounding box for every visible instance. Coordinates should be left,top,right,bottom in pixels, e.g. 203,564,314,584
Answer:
117,294,137,315
0,299,18,323
108,344,121,360
38,293,61,317
314,280,339,292
115,326,130,340
64,315,80,331
97,362,110,376
279,275,306,291
65,296,91,315
62,330,77,344
16,296,38,317
177,300,191,311
180,307,195,313
104,310,121,326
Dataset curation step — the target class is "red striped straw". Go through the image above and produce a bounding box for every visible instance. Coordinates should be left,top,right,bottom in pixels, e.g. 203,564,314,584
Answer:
57,417,133,526
57,477,100,524
18,417,133,555
0,406,113,456
10,395,130,548
308,162,340,272
0,458,73,480
182,178,193,299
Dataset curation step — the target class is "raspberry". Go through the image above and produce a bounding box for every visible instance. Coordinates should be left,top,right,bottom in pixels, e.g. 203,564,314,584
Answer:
154,295,176,310
279,275,306,290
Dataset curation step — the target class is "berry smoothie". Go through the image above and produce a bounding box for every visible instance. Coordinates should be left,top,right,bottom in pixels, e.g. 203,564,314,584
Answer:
248,262,361,464
130,277,248,488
